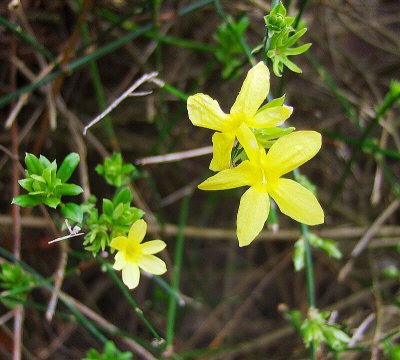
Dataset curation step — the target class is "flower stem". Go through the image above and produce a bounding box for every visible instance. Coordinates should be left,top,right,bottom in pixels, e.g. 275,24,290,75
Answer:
294,169,316,360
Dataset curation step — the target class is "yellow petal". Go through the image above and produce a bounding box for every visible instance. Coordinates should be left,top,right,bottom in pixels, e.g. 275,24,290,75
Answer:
113,251,127,271
209,132,235,171
198,160,259,191
230,62,270,117
187,94,228,132
268,178,324,225
237,186,270,247
110,236,128,251
236,124,261,164
128,219,147,243
122,263,140,289
140,240,166,255
265,131,322,178
248,105,293,128
138,255,167,275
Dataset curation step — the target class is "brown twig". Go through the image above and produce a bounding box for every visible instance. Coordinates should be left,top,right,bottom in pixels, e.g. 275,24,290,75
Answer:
82,72,160,135
208,251,293,348
339,199,400,281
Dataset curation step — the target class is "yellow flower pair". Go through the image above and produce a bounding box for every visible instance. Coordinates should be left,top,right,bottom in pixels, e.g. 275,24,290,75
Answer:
187,62,324,246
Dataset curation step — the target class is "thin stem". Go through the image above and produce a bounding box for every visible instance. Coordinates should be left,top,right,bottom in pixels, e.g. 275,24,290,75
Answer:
294,170,316,360
302,223,316,308
294,0,309,29
166,195,190,351
102,261,163,341
302,224,316,360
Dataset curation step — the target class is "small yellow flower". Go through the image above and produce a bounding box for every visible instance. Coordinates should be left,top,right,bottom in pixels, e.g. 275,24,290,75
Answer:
198,130,324,247
187,61,293,171
110,219,167,289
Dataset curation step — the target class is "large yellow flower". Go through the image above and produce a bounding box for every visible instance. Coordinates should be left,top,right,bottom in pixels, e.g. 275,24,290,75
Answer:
110,219,167,289
198,130,324,246
187,62,293,171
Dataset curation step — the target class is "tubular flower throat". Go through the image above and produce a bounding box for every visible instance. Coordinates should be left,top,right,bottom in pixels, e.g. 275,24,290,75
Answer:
198,131,324,247
187,61,293,171
110,219,167,289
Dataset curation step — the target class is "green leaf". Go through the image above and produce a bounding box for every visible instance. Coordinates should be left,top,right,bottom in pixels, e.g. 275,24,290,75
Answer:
43,197,61,209
55,183,83,196
57,152,80,183
12,194,41,207
42,160,57,188
18,178,33,191
24,153,43,174
30,174,46,183
102,199,114,217
293,239,305,271
61,202,83,224
38,154,51,168
112,203,124,220
113,187,132,205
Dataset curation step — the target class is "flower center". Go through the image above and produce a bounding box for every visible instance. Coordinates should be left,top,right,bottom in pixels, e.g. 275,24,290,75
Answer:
228,113,248,131
125,243,142,262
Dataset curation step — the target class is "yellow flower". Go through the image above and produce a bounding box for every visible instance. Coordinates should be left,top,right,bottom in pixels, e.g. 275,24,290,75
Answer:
110,219,167,289
187,61,293,171
198,130,324,247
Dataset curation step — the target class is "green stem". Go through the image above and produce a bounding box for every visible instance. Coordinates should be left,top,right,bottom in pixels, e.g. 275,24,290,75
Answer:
80,10,118,149
293,169,316,360
0,246,108,344
102,261,163,341
302,223,316,360
166,195,190,349
294,0,309,29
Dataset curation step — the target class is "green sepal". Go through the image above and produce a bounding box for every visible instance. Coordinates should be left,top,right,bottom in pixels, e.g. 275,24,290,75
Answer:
258,95,286,111
284,28,307,48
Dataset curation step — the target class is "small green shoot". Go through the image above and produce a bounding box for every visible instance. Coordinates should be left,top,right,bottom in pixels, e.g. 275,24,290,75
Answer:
83,341,133,360
83,188,144,256
0,263,35,308
96,152,139,187
12,153,83,210
214,15,250,79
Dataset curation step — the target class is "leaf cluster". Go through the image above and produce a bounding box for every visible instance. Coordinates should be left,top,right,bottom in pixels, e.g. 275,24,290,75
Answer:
83,188,144,256
83,341,132,360
0,263,35,308
12,153,83,209
287,308,350,353
96,152,139,187
293,233,342,271
214,15,249,79
265,2,311,77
